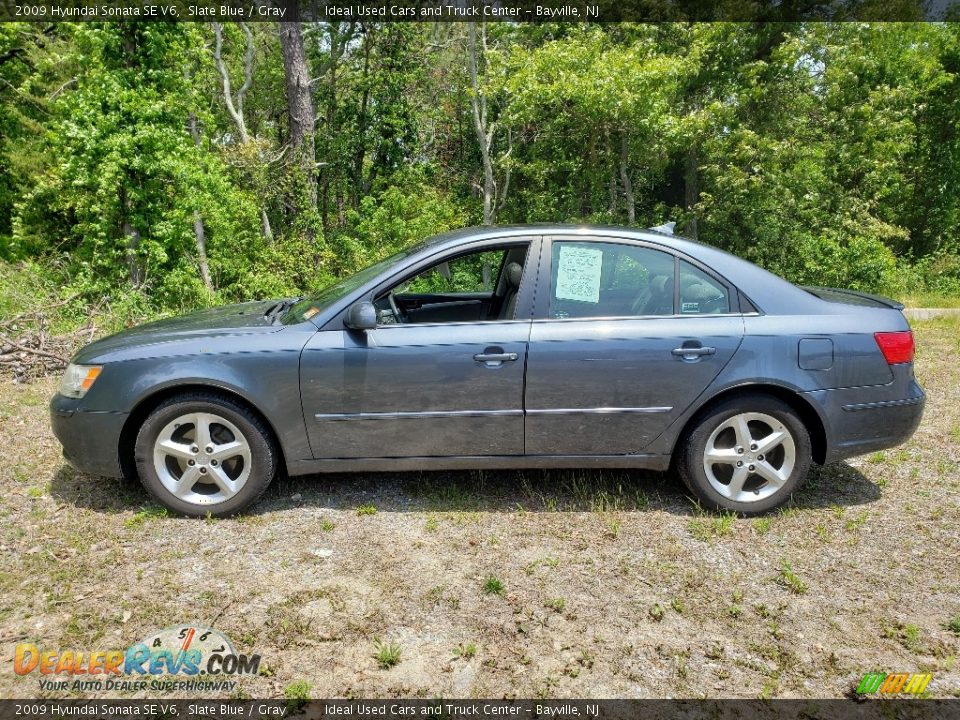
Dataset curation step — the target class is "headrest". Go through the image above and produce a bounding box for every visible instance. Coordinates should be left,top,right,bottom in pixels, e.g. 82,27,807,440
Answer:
505,262,523,289
684,283,716,301
650,275,672,294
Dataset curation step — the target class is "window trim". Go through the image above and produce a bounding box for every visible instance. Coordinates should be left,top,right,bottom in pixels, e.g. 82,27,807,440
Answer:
535,234,743,322
326,236,543,331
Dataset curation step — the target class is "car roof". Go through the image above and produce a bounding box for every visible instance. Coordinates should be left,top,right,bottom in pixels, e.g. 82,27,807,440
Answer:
420,224,822,315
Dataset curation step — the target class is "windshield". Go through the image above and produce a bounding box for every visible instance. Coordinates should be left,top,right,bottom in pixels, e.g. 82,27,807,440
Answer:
280,249,415,325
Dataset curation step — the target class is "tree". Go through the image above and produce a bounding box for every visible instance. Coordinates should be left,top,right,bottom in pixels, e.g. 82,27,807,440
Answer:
278,19,317,223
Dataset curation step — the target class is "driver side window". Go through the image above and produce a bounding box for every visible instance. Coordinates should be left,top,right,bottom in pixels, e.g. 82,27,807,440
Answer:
375,245,529,325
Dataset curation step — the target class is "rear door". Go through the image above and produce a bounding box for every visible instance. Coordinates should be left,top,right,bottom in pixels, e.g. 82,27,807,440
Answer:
524,236,745,456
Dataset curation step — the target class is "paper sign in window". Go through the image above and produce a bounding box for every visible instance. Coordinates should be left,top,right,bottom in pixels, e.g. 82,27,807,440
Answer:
555,245,603,303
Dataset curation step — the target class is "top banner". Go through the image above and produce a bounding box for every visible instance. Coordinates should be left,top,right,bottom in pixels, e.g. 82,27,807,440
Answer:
2,0,958,22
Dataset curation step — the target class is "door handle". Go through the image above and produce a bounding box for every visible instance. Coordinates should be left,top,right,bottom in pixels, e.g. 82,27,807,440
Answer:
473,351,518,366
672,345,716,360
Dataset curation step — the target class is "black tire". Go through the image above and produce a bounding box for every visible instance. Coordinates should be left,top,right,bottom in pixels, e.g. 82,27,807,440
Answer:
134,392,278,517
677,395,812,515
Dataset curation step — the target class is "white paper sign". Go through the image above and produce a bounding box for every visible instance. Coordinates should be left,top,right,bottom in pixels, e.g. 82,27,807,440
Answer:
555,245,603,303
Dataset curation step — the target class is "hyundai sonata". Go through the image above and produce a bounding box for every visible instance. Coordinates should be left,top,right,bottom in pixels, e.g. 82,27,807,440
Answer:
51,225,924,516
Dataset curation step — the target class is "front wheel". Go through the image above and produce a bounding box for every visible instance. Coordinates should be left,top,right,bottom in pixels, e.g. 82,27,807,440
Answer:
134,393,277,517
677,396,812,514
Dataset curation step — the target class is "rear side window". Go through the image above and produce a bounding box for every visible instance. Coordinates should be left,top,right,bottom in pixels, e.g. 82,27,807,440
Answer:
678,260,730,314
549,241,675,319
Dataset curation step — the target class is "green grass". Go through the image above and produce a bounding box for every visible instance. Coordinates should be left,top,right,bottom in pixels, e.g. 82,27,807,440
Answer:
778,563,808,594
752,517,773,534
124,506,169,528
901,292,960,308
282,679,312,701
319,518,335,532
356,504,377,516
947,616,960,635
688,511,737,542
453,642,477,660
482,575,505,596
545,597,566,612
373,638,402,669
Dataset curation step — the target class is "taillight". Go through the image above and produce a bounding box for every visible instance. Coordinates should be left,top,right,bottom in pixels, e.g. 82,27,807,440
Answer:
874,331,915,364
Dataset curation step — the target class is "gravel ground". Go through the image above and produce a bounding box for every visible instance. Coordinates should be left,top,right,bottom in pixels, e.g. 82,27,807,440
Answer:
1,317,958,700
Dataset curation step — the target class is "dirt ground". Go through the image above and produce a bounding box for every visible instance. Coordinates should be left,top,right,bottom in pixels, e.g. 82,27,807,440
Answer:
1,317,958,700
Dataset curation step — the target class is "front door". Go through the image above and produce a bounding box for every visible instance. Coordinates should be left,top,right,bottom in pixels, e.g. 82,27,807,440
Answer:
300,242,536,459
524,237,744,455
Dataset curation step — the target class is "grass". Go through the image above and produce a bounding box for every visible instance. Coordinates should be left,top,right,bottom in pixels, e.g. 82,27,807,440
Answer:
482,575,505,596
901,292,960,308
778,563,808,595
356,503,377,516
453,642,477,660
947,616,960,635
688,510,737,541
545,597,566,613
282,680,312,701
373,638,402,669
123,505,169,528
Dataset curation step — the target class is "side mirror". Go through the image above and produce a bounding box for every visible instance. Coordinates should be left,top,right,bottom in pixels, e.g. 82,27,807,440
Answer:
344,300,377,331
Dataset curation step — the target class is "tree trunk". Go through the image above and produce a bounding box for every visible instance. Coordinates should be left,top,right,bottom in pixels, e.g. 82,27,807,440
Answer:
188,112,214,292
279,18,317,212
468,23,496,226
684,146,700,240
212,23,273,243
120,186,143,288
619,133,635,225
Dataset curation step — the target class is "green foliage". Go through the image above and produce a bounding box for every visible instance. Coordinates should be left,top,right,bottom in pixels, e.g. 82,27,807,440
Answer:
0,22,958,321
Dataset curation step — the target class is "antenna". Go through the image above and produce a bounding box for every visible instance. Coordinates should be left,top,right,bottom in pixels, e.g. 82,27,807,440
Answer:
650,221,676,235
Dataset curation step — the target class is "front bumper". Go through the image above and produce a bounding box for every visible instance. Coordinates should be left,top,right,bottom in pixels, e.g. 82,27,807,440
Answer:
50,394,127,478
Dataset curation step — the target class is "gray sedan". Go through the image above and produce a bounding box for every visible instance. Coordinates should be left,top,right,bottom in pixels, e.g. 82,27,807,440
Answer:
50,225,924,516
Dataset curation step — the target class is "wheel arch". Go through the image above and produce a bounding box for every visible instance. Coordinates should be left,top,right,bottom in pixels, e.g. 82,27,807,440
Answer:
118,383,287,481
673,383,828,466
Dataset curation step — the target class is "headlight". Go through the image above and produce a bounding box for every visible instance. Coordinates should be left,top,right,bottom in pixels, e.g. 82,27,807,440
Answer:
59,363,103,399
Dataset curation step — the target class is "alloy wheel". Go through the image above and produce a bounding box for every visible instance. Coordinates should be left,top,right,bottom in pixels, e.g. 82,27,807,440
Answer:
701,411,796,503
152,411,252,506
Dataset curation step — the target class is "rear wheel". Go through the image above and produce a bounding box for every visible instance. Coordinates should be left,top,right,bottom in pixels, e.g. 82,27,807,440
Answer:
134,393,277,517
677,395,811,514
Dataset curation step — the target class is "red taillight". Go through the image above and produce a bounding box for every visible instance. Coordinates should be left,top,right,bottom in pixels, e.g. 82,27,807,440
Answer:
874,331,915,364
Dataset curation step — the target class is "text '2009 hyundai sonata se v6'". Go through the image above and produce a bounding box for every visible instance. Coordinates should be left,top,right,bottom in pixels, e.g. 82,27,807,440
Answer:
51,225,924,516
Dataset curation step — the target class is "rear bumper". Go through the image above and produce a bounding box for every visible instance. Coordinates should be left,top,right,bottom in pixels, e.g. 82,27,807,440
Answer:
50,394,126,478
805,378,925,464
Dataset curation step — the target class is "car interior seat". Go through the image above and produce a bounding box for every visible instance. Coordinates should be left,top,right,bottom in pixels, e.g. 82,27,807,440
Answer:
500,262,524,319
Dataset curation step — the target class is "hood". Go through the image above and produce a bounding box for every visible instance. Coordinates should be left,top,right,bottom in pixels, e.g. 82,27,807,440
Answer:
73,300,286,364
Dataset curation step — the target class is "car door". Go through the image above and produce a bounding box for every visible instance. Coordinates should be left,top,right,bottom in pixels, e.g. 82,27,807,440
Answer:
524,236,745,456
299,239,539,459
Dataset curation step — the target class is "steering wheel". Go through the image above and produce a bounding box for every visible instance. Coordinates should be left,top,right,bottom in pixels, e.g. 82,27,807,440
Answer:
388,292,406,324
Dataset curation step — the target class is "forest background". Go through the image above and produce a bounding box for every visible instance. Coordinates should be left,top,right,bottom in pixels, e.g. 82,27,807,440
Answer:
1,21,958,341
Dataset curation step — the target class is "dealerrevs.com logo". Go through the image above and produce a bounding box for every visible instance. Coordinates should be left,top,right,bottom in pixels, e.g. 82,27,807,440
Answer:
13,625,260,693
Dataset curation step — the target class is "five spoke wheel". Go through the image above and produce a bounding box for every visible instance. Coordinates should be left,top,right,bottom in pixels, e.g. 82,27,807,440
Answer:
701,412,796,503
137,394,277,516
679,396,811,514
152,411,252,506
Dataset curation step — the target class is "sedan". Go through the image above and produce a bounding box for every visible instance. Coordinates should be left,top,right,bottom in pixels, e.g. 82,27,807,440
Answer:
51,225,925,516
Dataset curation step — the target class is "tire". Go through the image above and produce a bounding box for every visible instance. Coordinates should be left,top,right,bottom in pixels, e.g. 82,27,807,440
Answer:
677,395,812,515
134,393,278,517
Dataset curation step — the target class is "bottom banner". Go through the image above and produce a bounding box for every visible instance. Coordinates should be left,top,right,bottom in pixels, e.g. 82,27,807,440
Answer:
2,700,960,720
